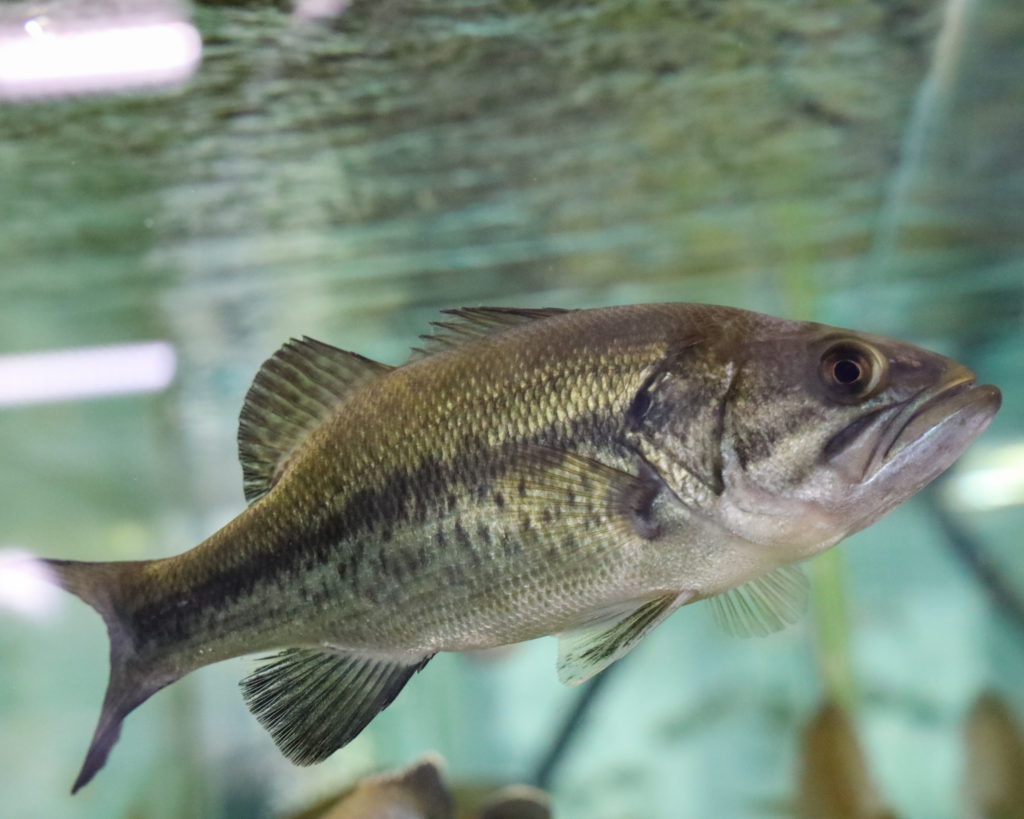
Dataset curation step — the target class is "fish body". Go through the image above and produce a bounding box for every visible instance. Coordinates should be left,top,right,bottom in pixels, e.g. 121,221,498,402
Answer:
38,303,1000,791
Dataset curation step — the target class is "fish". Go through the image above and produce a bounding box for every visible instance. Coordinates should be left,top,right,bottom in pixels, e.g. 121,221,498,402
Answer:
797,701,897,819
305,757,454,819
475,785,552,819
284,755,549,819
35,303,1000,792
963,692,1024,819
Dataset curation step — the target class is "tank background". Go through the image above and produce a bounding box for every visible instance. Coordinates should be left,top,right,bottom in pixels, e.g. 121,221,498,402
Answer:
0,1,1022,817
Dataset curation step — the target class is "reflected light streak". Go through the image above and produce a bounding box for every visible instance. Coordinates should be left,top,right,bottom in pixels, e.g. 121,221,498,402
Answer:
0,341,177,407
293,0,352,21
945,443,1024,512
0,14,201,99
0,549,60,619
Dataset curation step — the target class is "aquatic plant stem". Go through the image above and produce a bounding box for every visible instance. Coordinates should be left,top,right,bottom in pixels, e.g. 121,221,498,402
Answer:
926,485,1024,640
780,251,857,710
809,550,857,710
533,659,622,790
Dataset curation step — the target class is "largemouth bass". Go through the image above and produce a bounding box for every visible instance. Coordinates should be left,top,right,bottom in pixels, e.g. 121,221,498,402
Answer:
37,304,1000,792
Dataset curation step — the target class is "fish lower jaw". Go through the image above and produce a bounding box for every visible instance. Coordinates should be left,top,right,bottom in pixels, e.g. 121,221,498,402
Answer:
870,382,999,477
853,384,1000,528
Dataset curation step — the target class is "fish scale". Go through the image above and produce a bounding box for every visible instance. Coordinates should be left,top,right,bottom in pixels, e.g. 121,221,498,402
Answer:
35,303,999,792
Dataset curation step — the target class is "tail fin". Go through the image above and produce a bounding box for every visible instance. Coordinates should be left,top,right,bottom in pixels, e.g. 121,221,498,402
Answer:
42,558,181,793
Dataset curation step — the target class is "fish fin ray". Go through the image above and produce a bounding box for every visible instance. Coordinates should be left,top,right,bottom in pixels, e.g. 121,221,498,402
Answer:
557,591,691,685
238,338,393,503
411,307,572,357
240,648,431,765
707,564,809,638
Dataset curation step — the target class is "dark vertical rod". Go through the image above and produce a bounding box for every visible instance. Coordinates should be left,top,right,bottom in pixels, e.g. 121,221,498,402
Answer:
926,487,1024,639
533,660,621,790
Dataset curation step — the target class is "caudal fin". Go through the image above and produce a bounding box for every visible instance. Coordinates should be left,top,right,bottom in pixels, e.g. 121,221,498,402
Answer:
42,558,181,793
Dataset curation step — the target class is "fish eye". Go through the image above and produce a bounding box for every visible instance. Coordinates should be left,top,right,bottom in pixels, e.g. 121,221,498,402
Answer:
819,340,888,403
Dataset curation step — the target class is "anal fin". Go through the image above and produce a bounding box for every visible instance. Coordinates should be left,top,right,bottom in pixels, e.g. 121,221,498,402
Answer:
240,648,431,765
557,591,692,686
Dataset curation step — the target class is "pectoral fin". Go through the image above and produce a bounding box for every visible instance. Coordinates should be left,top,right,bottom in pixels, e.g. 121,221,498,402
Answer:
557,591,692,686
495,445,664,542
707,564,809,638
240,648,431,765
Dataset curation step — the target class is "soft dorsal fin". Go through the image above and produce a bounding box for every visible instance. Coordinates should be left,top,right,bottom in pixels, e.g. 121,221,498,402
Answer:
707,564,809,638
238,337,393,503
240,647,432,765
557,591,693,686
411,307,571,357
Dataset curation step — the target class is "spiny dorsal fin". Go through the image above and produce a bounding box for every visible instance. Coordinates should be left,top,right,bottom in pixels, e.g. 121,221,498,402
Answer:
707,564,809,638
557,591,693,685
238,337,393,503
411,307,572,358
240,647,431,765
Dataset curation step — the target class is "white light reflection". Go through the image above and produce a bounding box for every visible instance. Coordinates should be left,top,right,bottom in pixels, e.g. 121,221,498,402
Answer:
293,0,352,21
0,341,177,407
0,7,201,100
944,443,1024,512
0,549,60,619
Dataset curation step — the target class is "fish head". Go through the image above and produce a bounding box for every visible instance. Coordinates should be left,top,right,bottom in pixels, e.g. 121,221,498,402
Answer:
626,313,1001,563
714,322,1002,556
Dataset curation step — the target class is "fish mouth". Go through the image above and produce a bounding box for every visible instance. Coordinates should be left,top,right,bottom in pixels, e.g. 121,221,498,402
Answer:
868,372,1001,479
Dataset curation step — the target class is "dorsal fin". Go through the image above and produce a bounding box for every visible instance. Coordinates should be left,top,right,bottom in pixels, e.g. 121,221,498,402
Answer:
237,337,393,503
411,307,572,358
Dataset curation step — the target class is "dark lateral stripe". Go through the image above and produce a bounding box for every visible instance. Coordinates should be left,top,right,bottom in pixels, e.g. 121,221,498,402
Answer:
129,414,625,646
